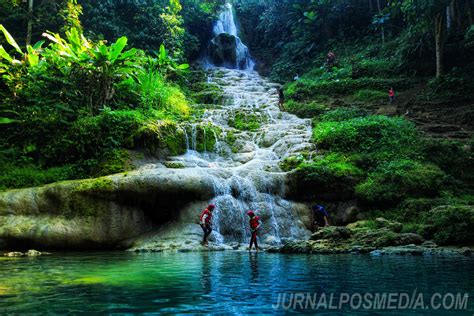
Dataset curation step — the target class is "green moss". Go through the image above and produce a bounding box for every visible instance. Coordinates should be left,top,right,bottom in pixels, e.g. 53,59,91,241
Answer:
74,177,114,193
228,111,266,131
164,161,186,169
279,155,305,172
96,149,134,176
192,123,221,152
136,120,186,156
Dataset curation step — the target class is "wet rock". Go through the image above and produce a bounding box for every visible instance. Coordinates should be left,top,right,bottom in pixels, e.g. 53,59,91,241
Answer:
4,252,24,257
279,241,312,253
421,240,438,248
310,226,351,241
375,217,403,233
461,247,471,256
393,233,424,246
26,249,50,256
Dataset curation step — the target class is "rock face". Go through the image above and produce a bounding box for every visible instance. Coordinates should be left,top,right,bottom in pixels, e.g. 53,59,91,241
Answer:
0,169,217,249
209,33,238,68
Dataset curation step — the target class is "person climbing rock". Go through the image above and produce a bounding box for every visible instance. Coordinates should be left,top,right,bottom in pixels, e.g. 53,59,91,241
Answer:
278,86,286,112
326,51,337,70
247,211,262,252
311,204,329,232
389,87,396,104
200,204,215,246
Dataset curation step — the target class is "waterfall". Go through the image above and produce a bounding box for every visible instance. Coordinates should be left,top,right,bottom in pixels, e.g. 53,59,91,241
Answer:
207,3,255,70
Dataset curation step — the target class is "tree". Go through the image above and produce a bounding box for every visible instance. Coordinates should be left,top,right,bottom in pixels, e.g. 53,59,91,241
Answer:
395,0,452,77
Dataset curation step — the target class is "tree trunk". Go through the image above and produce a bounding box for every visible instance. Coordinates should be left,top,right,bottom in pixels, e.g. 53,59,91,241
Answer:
376,0,385,43
467,0,473,25
26,0,34,46
435,13,445,78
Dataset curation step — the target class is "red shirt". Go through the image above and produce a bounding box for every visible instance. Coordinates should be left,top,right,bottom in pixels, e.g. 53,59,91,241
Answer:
389,89,395,97
200,209,212,225
250,216,260,230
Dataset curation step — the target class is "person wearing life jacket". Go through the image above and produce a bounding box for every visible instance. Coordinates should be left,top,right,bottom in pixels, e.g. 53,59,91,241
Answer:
389,87,396,104
200,204,215,246
247,210,262,252
311,204,329,232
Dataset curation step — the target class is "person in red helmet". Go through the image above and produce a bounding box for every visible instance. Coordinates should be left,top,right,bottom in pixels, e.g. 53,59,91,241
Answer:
247,210,262,252
200,204,215,246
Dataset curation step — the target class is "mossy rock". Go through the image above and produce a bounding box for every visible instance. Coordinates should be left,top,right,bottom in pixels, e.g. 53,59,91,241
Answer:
164,161,186,169
228,110,268,131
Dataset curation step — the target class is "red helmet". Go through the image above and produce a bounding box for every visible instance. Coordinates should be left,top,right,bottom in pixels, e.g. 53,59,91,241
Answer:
247,210,255,217
208,204,216,210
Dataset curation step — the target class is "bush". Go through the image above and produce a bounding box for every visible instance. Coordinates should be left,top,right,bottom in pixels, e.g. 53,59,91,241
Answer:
423,206,474,245
351,59,399,79
313,116,423,167
286,77,412,101
295,153,364,199
319,107,367,122
0,165,75,191
356,159,446,207
354,89,387,102
285,100,327,118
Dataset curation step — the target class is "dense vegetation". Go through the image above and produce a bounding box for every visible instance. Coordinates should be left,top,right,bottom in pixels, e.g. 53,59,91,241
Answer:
1,0,473,244
0,0,226,190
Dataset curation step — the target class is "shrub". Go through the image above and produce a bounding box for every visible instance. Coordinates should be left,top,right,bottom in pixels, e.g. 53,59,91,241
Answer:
137,70,190,117
0,165,75,191
319,107,367,122
285,100,327,118
422,206,474,245
356,159,446,207
286,77,412,101
313,116,423,167
354,89,387,102
295,153,364,199
351,59,399,79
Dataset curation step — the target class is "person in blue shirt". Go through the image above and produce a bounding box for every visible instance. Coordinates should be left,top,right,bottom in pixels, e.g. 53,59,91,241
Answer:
311,204,330,232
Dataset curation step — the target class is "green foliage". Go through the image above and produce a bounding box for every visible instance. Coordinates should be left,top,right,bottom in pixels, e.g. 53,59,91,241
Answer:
422,206,474,245
319,107,367,122
296,153,364,197
96,149,133,176
356,159,446,207
313,116,423,167
279,155,306,172
285,100,327,118
286,77,411,101
229,111,264,131
354,89,387,103
0,165,75,191
135,69,190,117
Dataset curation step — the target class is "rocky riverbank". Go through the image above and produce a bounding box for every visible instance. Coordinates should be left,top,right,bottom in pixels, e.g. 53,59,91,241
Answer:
270,218,473,257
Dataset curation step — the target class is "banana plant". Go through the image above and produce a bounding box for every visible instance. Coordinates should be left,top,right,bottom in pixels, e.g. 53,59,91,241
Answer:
151,44,189,78
0,25,44,124
0,24,44,70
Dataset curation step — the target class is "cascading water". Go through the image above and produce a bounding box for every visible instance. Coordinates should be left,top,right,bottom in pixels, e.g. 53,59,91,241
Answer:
130,5,316,252
207,3,254,70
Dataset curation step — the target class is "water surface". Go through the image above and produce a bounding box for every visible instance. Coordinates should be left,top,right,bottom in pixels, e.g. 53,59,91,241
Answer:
0,252,473,314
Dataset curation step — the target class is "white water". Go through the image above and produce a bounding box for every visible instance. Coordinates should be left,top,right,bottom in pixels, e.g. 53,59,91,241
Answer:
133,67,315,250
208,3,254,70
131,5,315,251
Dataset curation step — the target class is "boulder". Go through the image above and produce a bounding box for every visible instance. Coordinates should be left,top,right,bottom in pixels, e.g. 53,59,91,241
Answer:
4,252,24,257
375,217,403,233
0,169,219,249
310,226,351,241
208,33,238,68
